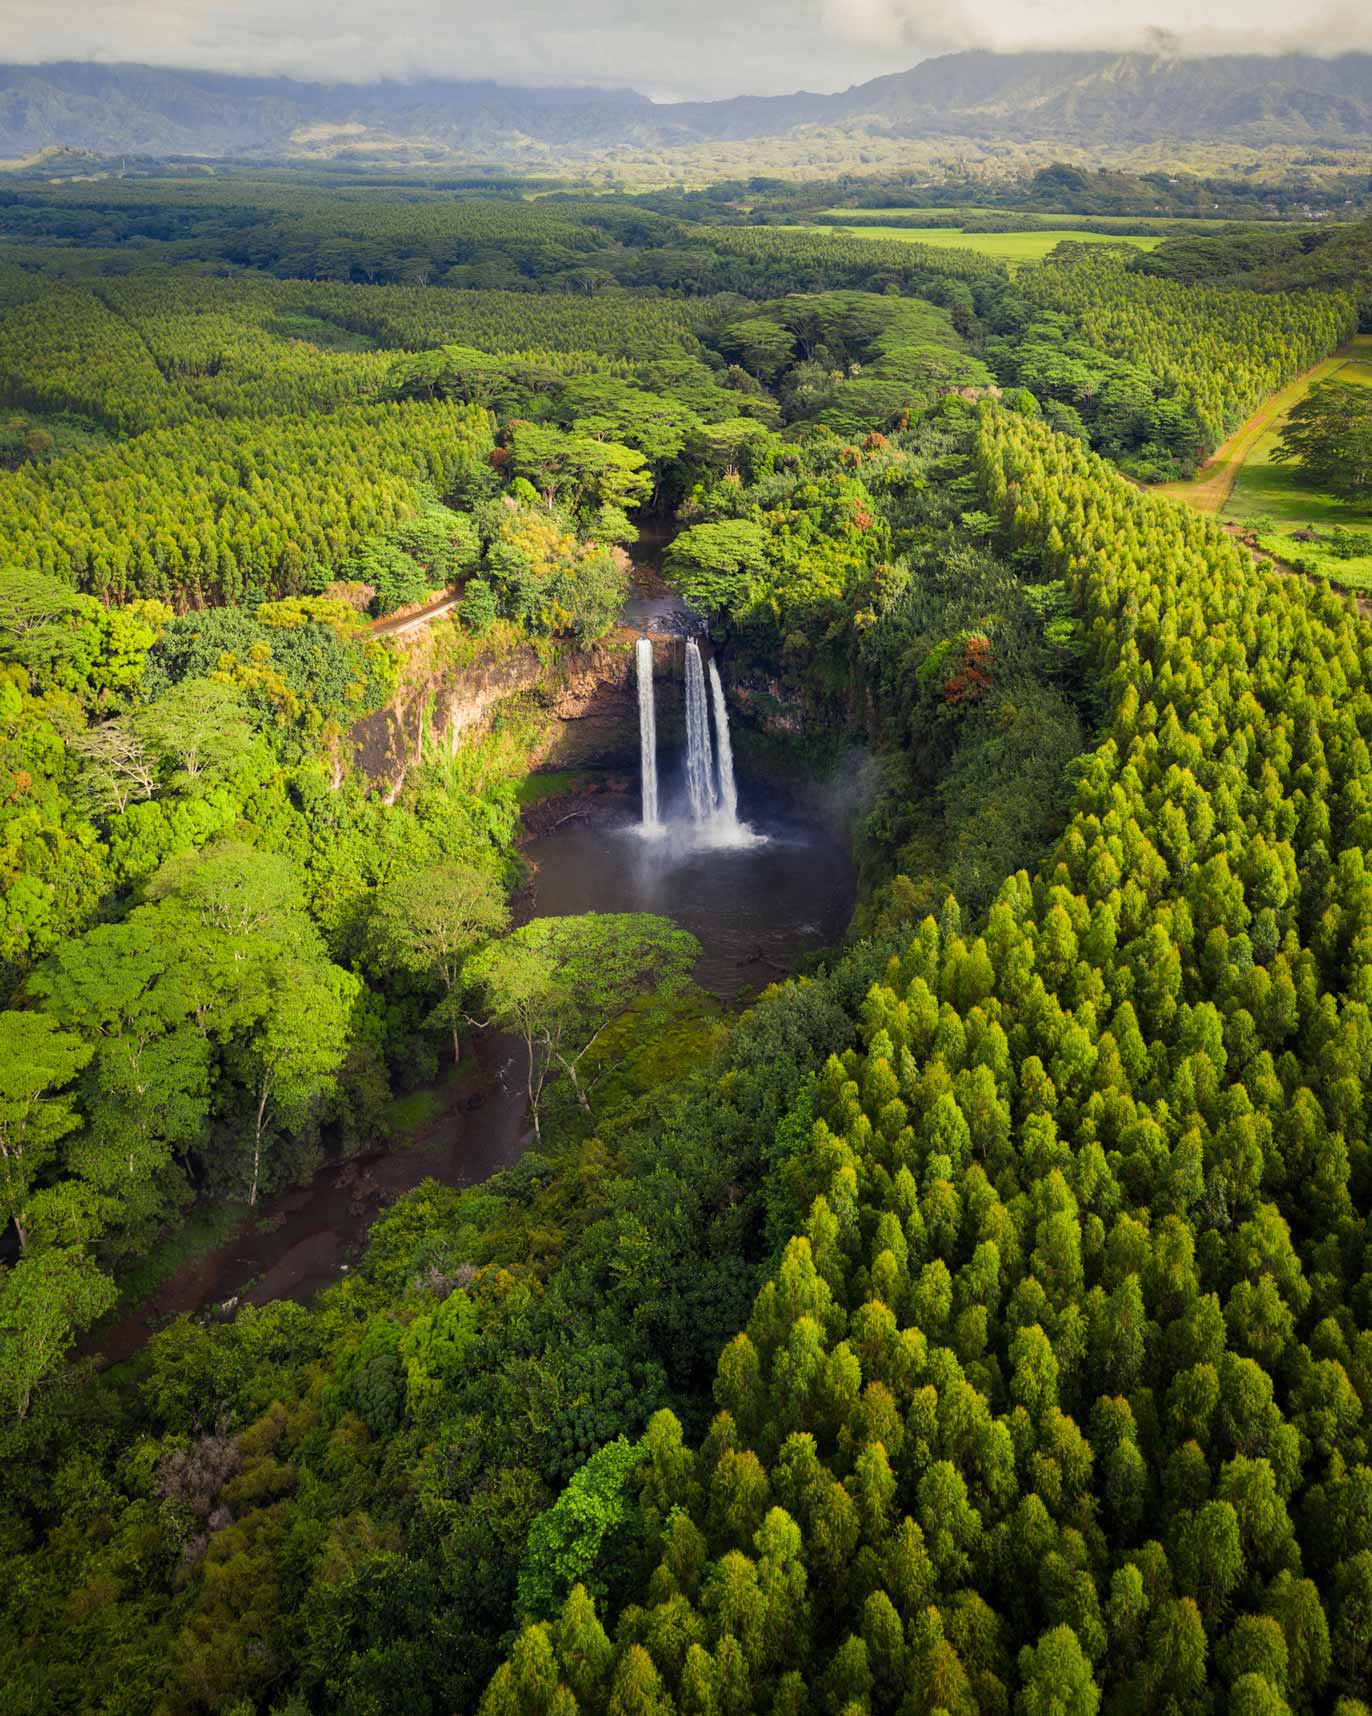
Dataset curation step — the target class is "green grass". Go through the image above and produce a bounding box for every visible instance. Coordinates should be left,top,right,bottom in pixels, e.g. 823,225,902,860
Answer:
515,769,595,809
780,224,1160,265
1222,341,1372,588
1254,531,1372,592
1225,348,1372,526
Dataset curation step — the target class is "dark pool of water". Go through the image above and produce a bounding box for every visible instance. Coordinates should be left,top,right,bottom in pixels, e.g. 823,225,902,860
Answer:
523,783,856,995
90,1031,531,1365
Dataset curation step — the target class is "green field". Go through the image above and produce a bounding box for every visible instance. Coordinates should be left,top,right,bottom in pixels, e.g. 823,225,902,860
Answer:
785,222,1161,264
1224,336,1372,587
817,206,1257,231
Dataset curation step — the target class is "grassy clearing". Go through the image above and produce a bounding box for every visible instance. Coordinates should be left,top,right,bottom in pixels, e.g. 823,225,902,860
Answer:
816,207,1255,231
1156,337,1372,516
1158,335,1372,593
1224,341,1372,591
780,223,1159,265
1225,344,1372,523
1253,531,1372,592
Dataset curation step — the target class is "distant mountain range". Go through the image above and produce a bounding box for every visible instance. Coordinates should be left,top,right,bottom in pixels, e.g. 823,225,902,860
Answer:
2,51,1372,163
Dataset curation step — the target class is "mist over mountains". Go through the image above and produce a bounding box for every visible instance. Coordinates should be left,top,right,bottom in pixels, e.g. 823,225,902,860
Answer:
2,50,1372,162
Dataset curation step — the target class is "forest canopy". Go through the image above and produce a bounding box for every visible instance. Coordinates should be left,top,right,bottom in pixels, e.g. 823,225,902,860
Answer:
2,174,1372,1716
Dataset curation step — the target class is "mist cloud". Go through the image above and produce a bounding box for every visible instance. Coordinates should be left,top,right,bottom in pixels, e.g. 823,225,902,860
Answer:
818,0,1372,62
3,0,1370,100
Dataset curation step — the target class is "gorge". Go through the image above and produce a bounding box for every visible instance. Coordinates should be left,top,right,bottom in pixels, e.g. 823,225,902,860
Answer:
82,578,856,1358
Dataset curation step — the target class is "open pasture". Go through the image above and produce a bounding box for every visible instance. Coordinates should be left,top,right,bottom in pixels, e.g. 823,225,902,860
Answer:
816,206,1258,231
783,221,1161,264
1226,338,1372,588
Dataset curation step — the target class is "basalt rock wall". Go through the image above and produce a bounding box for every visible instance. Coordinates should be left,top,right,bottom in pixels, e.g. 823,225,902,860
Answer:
348,624,689,798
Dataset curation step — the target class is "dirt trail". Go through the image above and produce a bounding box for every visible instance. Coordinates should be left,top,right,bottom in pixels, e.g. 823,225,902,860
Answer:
1155,340,1364,517
369,585,463,637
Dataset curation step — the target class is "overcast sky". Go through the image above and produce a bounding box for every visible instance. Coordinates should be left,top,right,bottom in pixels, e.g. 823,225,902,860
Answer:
6,1,1371,101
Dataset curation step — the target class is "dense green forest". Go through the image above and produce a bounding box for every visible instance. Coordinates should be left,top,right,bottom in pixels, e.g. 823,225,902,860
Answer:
640,162,1372,227
3,176,1372,1716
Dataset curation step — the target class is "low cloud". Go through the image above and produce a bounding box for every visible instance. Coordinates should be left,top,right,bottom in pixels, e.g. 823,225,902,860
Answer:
3,0,1369,100
1,0,901,98
819,0,1372,60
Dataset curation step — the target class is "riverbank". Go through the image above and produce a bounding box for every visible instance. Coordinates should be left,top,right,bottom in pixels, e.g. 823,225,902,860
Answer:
517,769,634,839
82,532,850,1368
86,1026,529,1368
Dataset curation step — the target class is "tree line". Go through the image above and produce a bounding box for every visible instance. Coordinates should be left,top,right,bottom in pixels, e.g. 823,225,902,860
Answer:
1016,249,1356,454
0,401,495,604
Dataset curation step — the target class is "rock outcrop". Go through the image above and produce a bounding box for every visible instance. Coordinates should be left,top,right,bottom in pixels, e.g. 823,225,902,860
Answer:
348,622,688,799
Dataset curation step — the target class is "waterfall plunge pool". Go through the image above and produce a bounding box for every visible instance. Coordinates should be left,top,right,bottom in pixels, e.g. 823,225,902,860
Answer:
89,618,854,1355
547,630,857,994
521,780,856,997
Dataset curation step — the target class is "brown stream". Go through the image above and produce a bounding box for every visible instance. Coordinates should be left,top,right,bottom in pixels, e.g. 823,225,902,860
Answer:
89,1029,529,1368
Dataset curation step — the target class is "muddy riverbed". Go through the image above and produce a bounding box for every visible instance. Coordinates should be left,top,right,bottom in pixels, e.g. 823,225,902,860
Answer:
90,1029,528,1367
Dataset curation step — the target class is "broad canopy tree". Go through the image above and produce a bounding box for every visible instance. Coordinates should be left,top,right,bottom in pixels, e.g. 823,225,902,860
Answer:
226,957,358,1208
1273,380,1372,501
369,859,509,1065
665,521,773,619
466,913,699,1137
505,422,653,521
30,841,360,1213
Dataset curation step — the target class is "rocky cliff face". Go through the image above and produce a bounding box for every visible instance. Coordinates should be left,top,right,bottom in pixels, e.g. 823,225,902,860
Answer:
348,624,688,798
724,662,811,740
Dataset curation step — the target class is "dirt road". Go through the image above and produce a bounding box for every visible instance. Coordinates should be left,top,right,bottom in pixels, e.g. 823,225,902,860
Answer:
1155,340,1364,517
369,586,463,637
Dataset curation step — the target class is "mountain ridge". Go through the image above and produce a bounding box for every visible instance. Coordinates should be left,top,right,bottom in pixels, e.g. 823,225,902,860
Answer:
2,50,1372,161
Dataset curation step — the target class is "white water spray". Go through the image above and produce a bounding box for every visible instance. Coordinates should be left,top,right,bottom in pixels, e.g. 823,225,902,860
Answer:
684,638,716,823
708,658,739,827
635,637,660,833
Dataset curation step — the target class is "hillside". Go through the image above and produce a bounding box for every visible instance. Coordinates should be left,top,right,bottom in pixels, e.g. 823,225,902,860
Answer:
669,50,1372,145
2,50,1371,162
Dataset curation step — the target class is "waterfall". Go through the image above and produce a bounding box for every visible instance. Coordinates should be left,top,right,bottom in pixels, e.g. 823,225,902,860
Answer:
635,636,660,833
684,638,716,823
708,658,739,826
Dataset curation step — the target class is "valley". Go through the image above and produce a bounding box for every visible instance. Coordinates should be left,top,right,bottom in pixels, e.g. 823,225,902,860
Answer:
3,63,1372,1716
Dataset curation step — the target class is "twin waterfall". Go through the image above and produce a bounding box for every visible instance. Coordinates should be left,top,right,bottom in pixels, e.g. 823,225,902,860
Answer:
635,637,660,833
683,638,716,822
636,636,744,840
